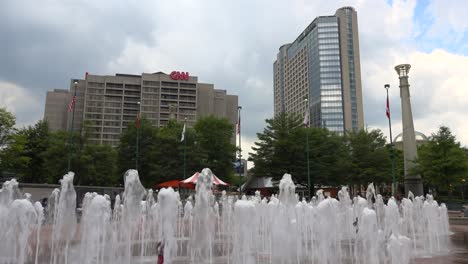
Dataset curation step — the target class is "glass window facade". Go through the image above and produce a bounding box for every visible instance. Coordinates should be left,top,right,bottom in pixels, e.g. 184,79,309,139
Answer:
315,17,344,134
274,8,362,135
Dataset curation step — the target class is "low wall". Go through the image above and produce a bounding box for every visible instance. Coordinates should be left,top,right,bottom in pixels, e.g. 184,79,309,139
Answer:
449,217,468,225
18,183,124,206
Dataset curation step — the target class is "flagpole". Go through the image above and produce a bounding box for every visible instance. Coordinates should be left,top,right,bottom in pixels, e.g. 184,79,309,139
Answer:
184,117,187,180
385,84,396,196
136,101,140,170
237,106,242,196
67,80,78,172
304,97,312,199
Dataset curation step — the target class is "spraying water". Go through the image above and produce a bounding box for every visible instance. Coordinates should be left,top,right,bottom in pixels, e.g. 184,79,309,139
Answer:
0,170,452,264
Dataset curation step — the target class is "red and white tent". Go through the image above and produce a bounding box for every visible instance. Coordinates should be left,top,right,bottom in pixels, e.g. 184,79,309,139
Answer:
180,172,229,186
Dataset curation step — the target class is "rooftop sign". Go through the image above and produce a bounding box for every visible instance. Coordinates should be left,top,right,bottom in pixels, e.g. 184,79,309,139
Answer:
170,71,189,81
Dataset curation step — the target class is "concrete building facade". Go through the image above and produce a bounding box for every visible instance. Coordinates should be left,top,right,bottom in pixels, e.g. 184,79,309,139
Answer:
395,64,423,196
44,71,238,146
43,89,70,131
273,7,364,134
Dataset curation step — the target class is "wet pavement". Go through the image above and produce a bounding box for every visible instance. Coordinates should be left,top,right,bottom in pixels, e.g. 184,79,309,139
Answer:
413,225,468,264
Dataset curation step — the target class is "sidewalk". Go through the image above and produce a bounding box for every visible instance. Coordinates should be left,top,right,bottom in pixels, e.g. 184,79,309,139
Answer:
413,225,468,264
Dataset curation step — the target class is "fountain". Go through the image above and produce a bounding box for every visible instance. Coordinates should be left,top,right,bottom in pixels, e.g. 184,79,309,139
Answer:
0,169,452,264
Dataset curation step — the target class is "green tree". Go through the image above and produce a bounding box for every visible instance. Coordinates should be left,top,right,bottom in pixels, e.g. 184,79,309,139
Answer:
249,112,349,186
414,126,468,196
345,129,391,187
78,144,118,186
118,118,158,186
0,120,50,182
301,128,350,187
0,132,29,179
385,145,405,189
41,130,69,183
0,107,16,147
194,116,236,182
249,112,302,181
41,129,119,186
117,116,235,187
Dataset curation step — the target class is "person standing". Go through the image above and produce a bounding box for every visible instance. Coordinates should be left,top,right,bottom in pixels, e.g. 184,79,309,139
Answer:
157,241,164,264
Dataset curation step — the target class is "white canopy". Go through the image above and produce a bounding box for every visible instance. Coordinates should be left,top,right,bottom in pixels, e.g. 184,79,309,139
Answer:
180,172,229,186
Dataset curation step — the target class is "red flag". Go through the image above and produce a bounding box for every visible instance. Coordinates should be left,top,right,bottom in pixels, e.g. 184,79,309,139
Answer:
85,72,89,78
386,95,390,119
136,114,140,129
236,115,240,134
68,95,76,112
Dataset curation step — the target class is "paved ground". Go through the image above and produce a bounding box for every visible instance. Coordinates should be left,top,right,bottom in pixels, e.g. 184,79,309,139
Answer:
413,225,468,264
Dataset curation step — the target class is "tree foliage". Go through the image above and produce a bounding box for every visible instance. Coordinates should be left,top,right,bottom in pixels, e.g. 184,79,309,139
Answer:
118,118,159,186
1,120,120,186
344,129,391,186
249,113,393,187
249,113,350,185
0,107,16,147
1,115,236,187
194,116,236,181
0,120,50,182
117,116,236,187
249,112,302,181
413,126,468,194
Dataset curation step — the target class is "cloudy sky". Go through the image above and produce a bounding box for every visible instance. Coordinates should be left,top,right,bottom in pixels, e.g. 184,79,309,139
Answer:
1,0,467,164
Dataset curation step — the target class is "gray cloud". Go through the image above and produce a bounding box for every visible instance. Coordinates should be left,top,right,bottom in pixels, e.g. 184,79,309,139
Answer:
1,0,467,151
0,1,156,91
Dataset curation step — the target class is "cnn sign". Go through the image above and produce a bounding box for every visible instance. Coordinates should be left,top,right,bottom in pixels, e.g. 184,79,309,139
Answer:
170,71,189,81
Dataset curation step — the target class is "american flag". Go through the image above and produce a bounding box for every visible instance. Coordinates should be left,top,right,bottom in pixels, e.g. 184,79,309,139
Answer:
68,95,76,112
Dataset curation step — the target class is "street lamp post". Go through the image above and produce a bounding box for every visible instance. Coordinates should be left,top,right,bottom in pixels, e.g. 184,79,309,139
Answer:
462,178,466,202
238,106,242,196
304,97,312,199
136,101,141,170
67,80,78,172
183,117,187,180
385,84,396,196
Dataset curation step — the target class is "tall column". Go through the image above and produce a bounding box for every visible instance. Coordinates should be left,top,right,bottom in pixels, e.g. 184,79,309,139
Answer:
395,64,423,196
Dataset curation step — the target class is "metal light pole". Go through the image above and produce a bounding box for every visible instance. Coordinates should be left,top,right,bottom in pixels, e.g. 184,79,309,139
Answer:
67,80,78,172
136,101,140,170
462,178,466,202
304,97,312,199
183,117,187,180
385,84,396,196
238,106,242,196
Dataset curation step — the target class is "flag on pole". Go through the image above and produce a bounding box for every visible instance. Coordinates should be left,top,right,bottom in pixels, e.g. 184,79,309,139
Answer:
85,72,89,78
303,110,309,127
386,94,391,119
136,114,140,129
68,95,76,112
236,115,240,135
181,123,186,142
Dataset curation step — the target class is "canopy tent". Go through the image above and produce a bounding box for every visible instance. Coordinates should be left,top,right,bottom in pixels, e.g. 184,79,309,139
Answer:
155,180,195,189
180,172,229,186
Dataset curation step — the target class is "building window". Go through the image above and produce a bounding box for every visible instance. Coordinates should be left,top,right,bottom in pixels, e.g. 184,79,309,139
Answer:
88,82,104,88
143,81,159,86
143,87,159,93
161,81,178,87
106,83,123,88
125,84,141,90
124,90,140,96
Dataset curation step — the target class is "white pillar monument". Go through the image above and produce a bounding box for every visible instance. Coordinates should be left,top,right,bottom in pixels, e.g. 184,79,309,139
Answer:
395,64,423,196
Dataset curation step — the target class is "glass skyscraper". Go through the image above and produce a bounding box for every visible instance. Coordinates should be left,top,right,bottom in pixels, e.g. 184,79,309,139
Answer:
273,7,364,134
